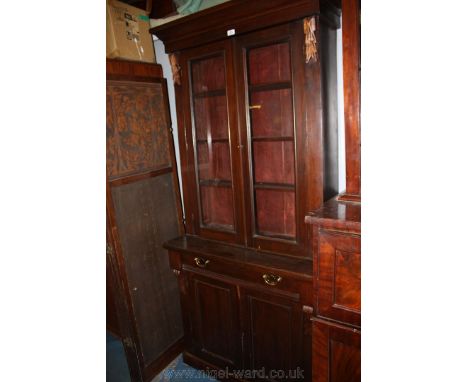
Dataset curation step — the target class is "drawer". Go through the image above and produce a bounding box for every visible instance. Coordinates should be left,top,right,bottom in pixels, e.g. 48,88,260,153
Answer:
315,230,361,327
177,250,313,304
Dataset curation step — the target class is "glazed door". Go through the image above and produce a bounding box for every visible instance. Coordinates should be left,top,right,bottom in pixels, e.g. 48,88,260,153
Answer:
240,287,305,381
186,271,242,370
312,319,361,382
179,40,245,245
235,22,308,257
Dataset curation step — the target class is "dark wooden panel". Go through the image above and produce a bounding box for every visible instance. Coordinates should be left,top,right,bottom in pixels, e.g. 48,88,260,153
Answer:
305,197,361,234
248,42,291,85
150,0,328,53
107,59,163,80
316,230,360,326
312,319,361,382
106,81,171,179
164,235,314,279
111,174,184,366
187,272,242,368
242,288,305,381
341,0,361,198
250,88,293,138
106,250,121,337
255,189,296,238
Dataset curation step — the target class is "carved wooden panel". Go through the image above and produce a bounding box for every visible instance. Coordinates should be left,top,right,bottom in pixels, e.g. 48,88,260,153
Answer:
312,320,361,382
316,230,360,326
106,81,171,179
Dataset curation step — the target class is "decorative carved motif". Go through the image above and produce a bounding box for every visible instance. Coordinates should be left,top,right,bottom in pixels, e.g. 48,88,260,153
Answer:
303,17,318,64
169,53,181,85
106,81,171,179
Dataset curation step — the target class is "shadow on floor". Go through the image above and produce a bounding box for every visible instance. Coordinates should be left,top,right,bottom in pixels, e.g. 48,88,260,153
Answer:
106,332,216,381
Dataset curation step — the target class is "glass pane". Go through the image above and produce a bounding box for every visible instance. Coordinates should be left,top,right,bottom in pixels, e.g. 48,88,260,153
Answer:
255,189,295,237
192,55,226,93
200,186,234,229
248,42,291,85
197,142,231,181
250,89,293,137
247,41,296,240
194,96,229,140
253,141,294,184
191,53,234,231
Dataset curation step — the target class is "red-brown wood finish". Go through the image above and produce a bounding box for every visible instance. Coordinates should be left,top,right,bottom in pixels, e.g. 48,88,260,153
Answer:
339,0,361,200
187,271,242,369
316,230,360,327
154,6,340,258
150,1,344,380
106,59,185,382
306,197,361,381
241,288,305,381
165,235,314,380
177,40,245,244
312,319,361,382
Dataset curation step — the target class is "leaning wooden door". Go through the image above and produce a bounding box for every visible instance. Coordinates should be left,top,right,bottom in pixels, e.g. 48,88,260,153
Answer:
106,60,184,381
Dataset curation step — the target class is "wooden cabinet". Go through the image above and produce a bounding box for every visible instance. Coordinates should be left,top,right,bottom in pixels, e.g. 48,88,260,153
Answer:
186,271,242,369
153,0,341,258
150,0,344,380
306,198,361,382
316,231,361,326
166,236,313,380
312,320,361,382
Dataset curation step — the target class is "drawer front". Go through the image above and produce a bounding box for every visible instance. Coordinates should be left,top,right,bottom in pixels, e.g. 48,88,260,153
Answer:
316,230,361,326
178,251,313,304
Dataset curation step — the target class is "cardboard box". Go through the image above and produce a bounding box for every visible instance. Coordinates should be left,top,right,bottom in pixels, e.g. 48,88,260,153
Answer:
107,0,156,63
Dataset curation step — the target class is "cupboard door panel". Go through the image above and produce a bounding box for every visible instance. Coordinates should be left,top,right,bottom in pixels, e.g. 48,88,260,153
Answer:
316,231,361,326
200,185,235,229
248,42,291,85
253,141,295,184
250,89,293,138
191,54,226,92
187,272,242,369
312,320,361,382
255,189,295,238
193,95,229,140
197,141,232,181
242,288,304,381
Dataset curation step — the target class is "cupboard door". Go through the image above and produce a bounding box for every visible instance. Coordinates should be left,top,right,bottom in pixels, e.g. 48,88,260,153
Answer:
312,320,361,382
187,272,242,369
241,288,305,381
235,22,308,257
316,230,361,326
180,41,244,244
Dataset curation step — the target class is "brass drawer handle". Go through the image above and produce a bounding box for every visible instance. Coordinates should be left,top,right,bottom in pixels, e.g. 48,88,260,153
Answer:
249,104,262,110
262,273,282,286
194,257,210,268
